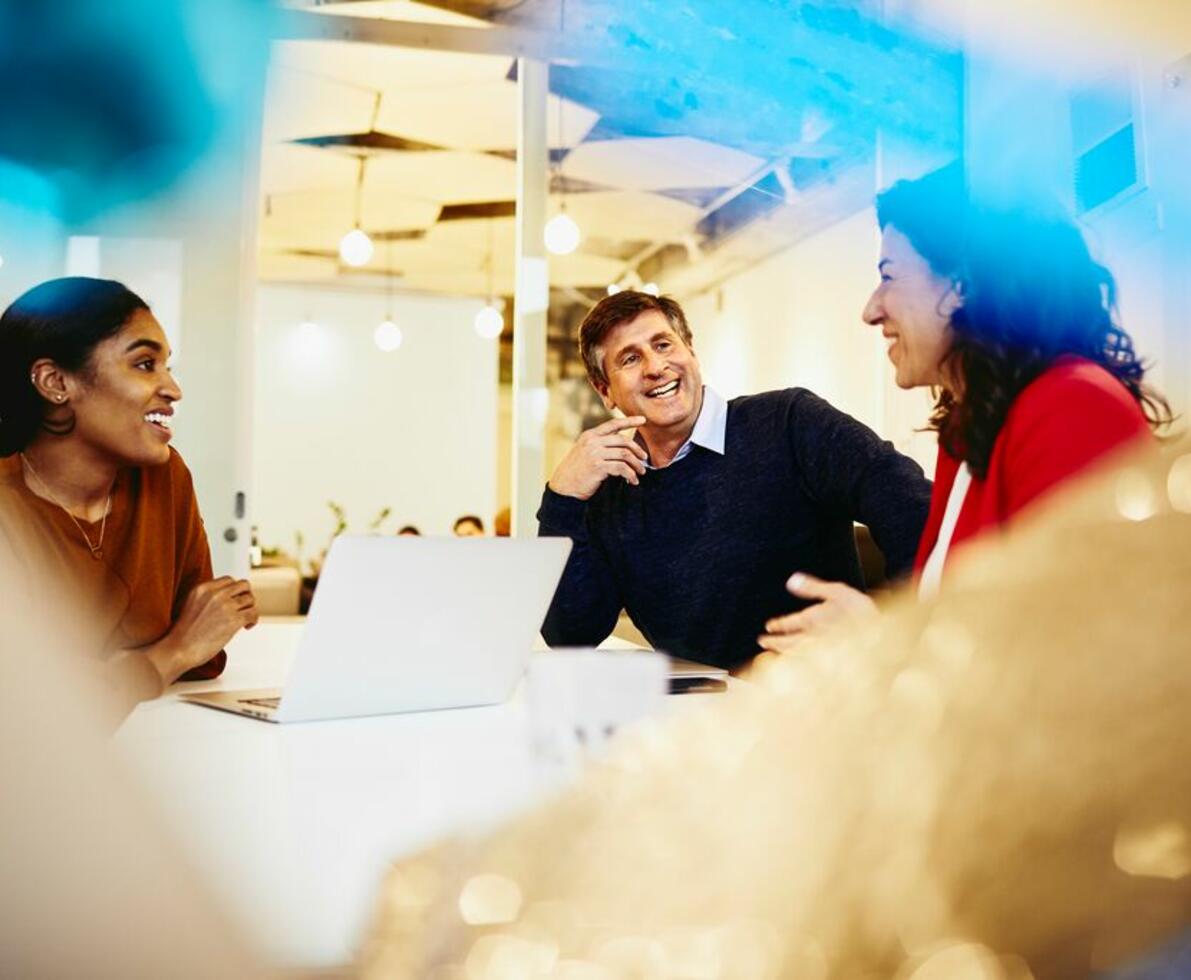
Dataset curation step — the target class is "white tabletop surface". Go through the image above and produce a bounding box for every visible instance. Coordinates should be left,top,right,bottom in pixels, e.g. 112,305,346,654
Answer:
113,620,562,969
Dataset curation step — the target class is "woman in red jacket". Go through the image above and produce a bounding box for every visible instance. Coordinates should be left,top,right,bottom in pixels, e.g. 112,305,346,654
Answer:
761,163,1169,645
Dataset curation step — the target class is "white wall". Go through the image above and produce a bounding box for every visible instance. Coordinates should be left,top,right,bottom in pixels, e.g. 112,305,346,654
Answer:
253,284,499,564
683,210,938,475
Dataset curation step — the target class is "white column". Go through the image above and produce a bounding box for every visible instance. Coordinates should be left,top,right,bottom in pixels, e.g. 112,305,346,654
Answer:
511,58,550,537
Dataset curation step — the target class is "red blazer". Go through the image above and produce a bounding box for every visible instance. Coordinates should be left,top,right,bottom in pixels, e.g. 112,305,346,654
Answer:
914,357,1152,574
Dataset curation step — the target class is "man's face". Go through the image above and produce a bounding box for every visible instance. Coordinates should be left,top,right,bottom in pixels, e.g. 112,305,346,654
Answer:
595,309,703,435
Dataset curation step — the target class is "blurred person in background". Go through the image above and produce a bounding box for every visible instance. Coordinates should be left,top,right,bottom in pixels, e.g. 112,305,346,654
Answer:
494,506,511,537
0,277,257,718
762,161,1170,648
453,514,485,537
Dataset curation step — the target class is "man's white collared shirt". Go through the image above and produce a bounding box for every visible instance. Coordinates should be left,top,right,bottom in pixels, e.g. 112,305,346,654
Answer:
642,386,727,470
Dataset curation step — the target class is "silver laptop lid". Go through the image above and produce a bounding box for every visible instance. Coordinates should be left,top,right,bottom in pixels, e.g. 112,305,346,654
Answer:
276,535,571,722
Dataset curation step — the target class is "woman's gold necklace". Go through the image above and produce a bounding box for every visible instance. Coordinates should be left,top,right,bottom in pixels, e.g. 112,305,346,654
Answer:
20,453,112,561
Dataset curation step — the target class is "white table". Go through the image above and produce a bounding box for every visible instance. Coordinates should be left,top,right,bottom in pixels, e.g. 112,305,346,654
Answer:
114,621,561,969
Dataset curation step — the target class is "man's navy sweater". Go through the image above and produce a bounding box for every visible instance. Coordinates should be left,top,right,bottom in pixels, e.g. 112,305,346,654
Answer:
537,388,931,671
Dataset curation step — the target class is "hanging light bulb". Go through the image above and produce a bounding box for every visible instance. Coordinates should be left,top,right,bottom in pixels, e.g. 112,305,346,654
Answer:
374,318,403,352
474,302,504,339
474,221,504,339
642,281,660,296
339,227,374,267
545,82,581,256
373,232,402,351
544,212,580,255
340,155,374,267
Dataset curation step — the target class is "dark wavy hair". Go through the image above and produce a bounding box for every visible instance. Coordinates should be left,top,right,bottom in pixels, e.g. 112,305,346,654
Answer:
0,277,149,456
876,163,1169,479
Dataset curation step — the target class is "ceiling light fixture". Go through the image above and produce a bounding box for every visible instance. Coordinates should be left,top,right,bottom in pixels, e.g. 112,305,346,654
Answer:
543,212,580,256
544,32,581,258
606,283,621,296
642,282,660,296
374,319,403,351
339,156,374,267
474,302,504,339
375,237,402,352
474,219,505,339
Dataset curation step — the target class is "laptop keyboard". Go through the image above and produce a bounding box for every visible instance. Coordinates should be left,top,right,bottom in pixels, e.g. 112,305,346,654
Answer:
242,696,281,709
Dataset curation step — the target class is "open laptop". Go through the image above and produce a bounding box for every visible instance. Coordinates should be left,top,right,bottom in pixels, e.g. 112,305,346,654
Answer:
182,534,572,723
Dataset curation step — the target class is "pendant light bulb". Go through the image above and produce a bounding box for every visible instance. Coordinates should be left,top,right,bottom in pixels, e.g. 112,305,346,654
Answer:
544,212,580,255
339,227,374,267
374,318,403,352
474,303,504,339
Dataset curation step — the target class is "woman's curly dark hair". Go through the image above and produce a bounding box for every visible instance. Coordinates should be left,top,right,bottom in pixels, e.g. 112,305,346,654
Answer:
876,163,1170,479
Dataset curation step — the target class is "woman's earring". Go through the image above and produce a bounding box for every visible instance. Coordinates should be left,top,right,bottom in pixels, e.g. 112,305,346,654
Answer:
56,395,66,403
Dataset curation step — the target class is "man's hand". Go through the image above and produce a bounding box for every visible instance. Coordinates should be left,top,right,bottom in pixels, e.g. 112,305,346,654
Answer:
757,573,878,653
548,416,649,500
148,577,259,685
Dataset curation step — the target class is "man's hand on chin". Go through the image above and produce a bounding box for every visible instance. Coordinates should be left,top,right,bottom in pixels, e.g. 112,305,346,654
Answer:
548,416,648,500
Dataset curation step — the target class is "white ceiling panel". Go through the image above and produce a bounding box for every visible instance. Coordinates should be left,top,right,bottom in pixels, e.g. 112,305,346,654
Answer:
257,251,340,282
261,189,441,249
422,216,516,257
561,137,765,191
306,1,489,28
259,142,360,195
396,268,514,296
375,80,598,151
262,63,377,142
357,238,483,275
366,151,517,204
557,191,702,242
271,39,508,94
548,251,626,288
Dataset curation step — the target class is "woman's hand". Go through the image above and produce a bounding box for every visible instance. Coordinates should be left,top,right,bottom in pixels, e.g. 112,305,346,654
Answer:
758,573,878,653
147,577,258,685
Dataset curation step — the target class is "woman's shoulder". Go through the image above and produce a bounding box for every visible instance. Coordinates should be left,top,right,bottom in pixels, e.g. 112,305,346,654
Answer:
1010,356,1146,425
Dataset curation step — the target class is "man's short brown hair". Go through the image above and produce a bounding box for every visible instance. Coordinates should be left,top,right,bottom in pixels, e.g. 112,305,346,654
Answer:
578,290,693,388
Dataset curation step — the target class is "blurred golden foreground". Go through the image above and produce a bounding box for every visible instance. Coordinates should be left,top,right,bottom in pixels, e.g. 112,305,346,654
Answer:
361,437,1191,980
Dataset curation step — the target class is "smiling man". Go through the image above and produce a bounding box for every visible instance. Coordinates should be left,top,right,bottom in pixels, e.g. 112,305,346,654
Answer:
537,290,932,670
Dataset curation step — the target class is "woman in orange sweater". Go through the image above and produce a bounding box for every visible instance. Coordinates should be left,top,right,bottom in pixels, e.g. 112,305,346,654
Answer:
761,163,1169,646
0,277,256,716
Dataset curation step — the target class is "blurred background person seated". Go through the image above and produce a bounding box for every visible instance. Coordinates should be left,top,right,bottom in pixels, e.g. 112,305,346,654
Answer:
452,514,485,537
0,277,257,717
493,506,511,537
